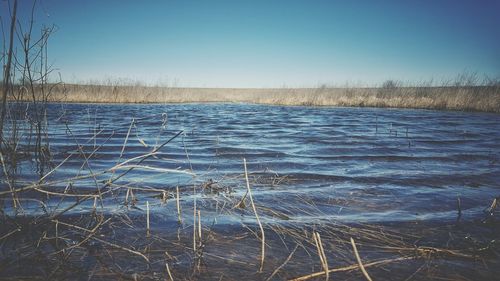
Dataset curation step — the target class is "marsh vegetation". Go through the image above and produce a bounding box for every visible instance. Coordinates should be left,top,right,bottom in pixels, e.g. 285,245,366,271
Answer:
1,1,499,280
35,75,500,113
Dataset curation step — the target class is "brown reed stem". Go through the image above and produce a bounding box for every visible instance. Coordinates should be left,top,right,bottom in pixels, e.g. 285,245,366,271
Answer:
313,232,329,280
120,118,135,158
166,263,174,281
92,236,149,263
350,238,373,281
244,158,266,272
193,198,197,252
290,256,415,281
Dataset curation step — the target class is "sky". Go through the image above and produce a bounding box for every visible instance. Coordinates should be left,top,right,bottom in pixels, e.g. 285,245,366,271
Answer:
1,0,500,87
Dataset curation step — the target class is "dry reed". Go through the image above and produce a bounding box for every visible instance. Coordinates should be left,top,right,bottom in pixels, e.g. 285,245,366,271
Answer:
19,78,500,113
350,237,373,281
176,186,182,223
146,201,150,235
314,232,329,281
166,263,174,281
193,198,197,252
244,158,266,272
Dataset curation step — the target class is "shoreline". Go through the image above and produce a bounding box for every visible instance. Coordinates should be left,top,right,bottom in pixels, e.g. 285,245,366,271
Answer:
26,100,500,116
9,84,500,113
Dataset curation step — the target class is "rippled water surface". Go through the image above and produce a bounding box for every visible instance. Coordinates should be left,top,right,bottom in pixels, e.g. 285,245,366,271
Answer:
11,103,499,225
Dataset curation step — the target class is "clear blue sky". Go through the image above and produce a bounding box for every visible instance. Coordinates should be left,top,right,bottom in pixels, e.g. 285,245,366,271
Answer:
2,0,500,87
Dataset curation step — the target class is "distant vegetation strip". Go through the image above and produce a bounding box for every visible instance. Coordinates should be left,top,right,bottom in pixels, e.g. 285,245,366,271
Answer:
9,83,500,113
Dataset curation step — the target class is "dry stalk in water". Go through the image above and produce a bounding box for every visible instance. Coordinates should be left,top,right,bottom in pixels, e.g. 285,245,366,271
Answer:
486,197,499,214
193,198,197,252
350,237,373,281
0,151,19,209
244,158,266,272
120,118,135,158
146,201,150,235
313,232,329,281
176,186,182,223
92,236,150,263
0,228,21,241
289,256,415,281
125,188,130,205
266,244,299,281
166,263,174,281
197,210,202,240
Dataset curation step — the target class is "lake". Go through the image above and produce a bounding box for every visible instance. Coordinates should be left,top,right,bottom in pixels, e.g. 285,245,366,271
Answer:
1,103,499,280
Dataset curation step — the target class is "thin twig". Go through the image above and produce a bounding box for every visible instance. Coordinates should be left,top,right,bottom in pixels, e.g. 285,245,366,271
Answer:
266,244,299,281
107,130,183,184
289,256,415,281
92,236,150,263
0,227,21,241
0,151,19,209
120,118,134,158
110,164,195,176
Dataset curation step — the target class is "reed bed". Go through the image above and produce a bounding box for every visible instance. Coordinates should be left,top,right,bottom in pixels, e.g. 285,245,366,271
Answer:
25,79,500,113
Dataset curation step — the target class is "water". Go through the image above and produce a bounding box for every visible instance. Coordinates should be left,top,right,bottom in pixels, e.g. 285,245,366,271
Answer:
2,103,500,280
6,103,499,224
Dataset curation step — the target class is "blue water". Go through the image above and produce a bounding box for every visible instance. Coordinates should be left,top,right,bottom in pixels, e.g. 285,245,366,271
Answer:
3,103,500,224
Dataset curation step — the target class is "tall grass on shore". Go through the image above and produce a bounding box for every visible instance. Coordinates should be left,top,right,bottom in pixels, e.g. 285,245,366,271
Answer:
20,74,500,113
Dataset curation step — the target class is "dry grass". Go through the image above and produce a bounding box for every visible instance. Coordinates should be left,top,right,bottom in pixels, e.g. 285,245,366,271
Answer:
25,82,500,113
